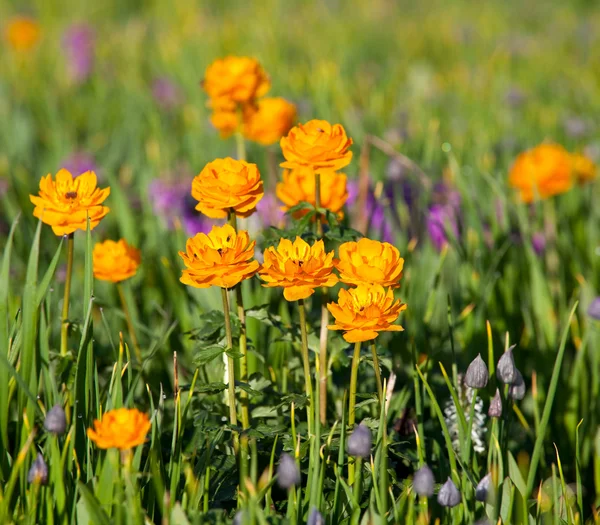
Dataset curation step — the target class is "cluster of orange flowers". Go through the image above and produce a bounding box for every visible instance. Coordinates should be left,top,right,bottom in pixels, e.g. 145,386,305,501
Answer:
202,56,296,145
509,143,596,203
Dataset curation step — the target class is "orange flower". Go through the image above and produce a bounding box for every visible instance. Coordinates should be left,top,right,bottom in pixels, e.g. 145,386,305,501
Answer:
93,239,141,283
259,237,337,301
5,16,40,52
508,144,573,203
280,119,353,172
571,153,596,184
244,97,297,146
192,158,264,218
202,56,270,106
87,408,151,450
327,284,406,343
179,224,259,289
276,168,348,218
209,100,244,138
335,239,404,288
30,169,110,236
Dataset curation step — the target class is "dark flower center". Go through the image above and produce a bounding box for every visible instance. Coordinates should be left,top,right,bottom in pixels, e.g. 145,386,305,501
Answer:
65,191,78,199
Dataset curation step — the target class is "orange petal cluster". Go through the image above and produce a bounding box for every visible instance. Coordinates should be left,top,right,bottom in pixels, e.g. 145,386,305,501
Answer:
30,169,110,236
191,158,264,219
243,97,297,146
5,16,40,52
259,237,337,301
280,119,353,172
93,239,141,283
572,153,596,184
87,408,151,450
327,285,406,343
179,224,259,289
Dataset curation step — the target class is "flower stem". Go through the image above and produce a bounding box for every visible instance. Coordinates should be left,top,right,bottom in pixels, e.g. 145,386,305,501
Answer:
297,299,313,435
318,296,328,426
348,340,361,484
221,288,239,440
117,282,142,363
314,171,323,237
235,127,246,162
370,341,383,405
60,233,75,356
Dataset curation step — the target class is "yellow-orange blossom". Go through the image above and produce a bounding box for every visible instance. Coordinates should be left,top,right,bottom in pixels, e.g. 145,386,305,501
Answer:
93,239,141,283
87,408,151,450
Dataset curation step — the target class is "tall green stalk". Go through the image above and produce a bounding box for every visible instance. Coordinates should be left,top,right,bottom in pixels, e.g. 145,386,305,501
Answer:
348,341,361,484
297,299,313,435
370,341,383,404
60,233,74,356
116,283,142,363
220,288,239,442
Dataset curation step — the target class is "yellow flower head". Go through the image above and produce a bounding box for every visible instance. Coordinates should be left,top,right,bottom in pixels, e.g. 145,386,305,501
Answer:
276,168,348,219
87,408,151,450
259,237,338,301
30,169,110,236
179,224,259,289
508,144,573,203
335,239,404,288
571,153,596,184
209,100,242,138
327,284,406,343
192,157,264,218
93,239,141,283
5,16,40,52
202,56,270,106
243,97,297,146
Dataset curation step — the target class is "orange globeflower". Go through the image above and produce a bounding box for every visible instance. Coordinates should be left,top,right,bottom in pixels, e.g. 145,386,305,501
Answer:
244,97,297,146
280,119,353,172
209,101,244,138
571,153,596,184
192,158,264,218
259,237,337,301
276,168,348,218
202,56,270,106
30,169,110,236
335,238,404,288
327,284,406,343
5,16,40,52
179,224,259,289
508,144,573,203
87,408,151,450
93,239,141,283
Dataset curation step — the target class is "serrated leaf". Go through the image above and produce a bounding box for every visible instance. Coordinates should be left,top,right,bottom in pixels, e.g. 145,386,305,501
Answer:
193,344,225,365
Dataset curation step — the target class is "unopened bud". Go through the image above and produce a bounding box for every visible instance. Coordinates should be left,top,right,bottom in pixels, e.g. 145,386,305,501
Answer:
587,297,600,320
475,473,492,501
347,423,372,458
437,477,461,507
28,453,48,485
488,389,502,418
497,346,517,384
413,465,435,497
509,369,526,400
464,354,489,389
44,404,67,434
277,453,300,489
307,507,324,525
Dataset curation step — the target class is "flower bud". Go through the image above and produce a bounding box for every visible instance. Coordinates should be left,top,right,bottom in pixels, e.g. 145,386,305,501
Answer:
277,453,300,489
464,354,489,389
232,510,247,525
587,297,600,320
44,404,67,434
437,477,461,507
28,453,48,485
488,389,502,418
413,465,435,497
475,473,492,501
508,369,526,400
497,346,517,384
307,507,324,525
347,423,372,458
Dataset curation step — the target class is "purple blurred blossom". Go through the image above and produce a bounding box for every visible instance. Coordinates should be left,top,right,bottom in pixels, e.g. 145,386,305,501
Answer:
62,24,95,83
531,232,545,255
256,192,285,228
563,117,588,139
152,77,182,111
61,151,97,177
347,180,394,243
588,298,600,321
426,183,461,251
0,178,8,197
504,87,526,108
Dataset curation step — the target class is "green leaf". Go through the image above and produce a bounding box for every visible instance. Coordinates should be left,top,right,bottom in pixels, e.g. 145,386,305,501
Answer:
35,236,64,307
193,344,225,365
195,382,227,395
77,481,112,525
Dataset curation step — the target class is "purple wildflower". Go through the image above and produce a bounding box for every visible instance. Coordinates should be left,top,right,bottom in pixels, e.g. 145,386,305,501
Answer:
152,77,182,111
588,297,600,321
531,232,545,255
62,24,95,83
347,180,394,243
426,183,461,251
61,151,97,177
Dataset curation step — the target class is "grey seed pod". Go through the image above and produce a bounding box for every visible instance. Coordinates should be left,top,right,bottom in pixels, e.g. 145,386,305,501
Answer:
347,423,372,458
475,473,492,501
508,369,526,400
44,404,67,434
437,477,461,507
413,465,435,497
587,297,600,320
464,354,489,389
488,389,503,418
307,507,324,525
497,346,517,384
277,453,300,489
28,453,49,485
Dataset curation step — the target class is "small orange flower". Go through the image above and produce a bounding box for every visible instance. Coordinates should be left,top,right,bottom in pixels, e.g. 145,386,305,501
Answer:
508,144,573,203
179,224,259,289
327,284,406,343
243,97,297,146
276,168,348,218
87,408,151,450
259,237,337,301
280,119,353,172
209,100,244,138
5,16,40,52
30,169,110,236
335,239,404,288
192,158,264,218
571,153,596,184
93,239,141,283
202,56,270,106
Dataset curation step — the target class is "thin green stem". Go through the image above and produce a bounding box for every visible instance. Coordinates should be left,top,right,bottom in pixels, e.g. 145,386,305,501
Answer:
314,171,323,237
348,341,361,484
235,127,246,161
60,233,74,356
319,294,328,425
297,299,313,435
117,282,142,363
220,288,239,437
370,341,383,405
